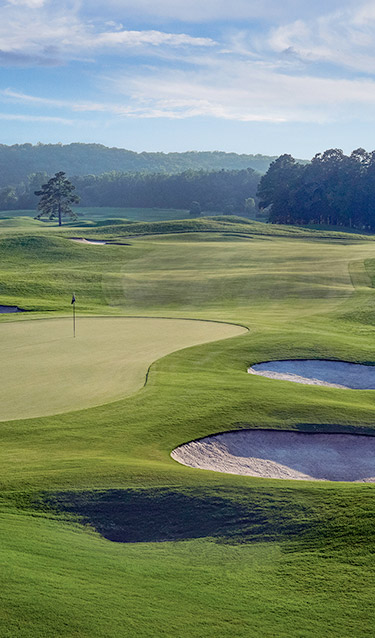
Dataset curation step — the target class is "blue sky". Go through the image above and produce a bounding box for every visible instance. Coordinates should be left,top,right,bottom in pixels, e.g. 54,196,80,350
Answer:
1,0,375,157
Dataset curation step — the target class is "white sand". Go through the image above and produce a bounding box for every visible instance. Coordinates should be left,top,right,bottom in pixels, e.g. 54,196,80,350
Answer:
70,238,107,245
248,359,375,390
171,430,375,482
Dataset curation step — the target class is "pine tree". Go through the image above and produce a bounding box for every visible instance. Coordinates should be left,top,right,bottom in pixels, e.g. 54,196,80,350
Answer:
35,172,80,226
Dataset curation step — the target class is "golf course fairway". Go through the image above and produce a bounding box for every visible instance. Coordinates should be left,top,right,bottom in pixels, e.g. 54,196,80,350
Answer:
0,317,245,420
1,218,375,637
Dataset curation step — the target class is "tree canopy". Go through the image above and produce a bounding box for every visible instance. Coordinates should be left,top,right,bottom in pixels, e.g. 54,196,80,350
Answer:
257,148,375,230
35,172,80,226
1,167,260,214
72,168,260,213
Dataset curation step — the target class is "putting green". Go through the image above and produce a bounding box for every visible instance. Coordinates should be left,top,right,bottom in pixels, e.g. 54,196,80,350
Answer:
0,317,246,421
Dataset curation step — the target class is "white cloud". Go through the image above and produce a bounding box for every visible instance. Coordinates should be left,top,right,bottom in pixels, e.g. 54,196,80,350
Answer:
0,0,368,74
109,61,375,122
0,88,140,115
3,0,375,131
7,0,47,7
0,2,215,66
266,3,375,74
353,2,375,25
0,112,73,123
94,30,215,48
7,52,375,126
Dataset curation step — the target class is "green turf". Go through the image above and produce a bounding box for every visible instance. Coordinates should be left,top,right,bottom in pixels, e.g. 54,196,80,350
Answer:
0,215,46,228
67,215,375,241
0,206,194,225
1,218,375,636
0,206,264,225
0,317,245,421
73,206,192,222
2,488,374,638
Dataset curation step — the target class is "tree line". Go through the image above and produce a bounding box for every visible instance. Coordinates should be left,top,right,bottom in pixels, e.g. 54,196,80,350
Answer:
0,167,260,214
258,148,375,229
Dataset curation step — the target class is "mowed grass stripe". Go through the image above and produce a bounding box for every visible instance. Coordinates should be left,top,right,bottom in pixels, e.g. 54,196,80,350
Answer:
0,317,246,421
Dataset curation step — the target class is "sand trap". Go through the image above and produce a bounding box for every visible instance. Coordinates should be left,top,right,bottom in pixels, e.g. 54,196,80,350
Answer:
248,359,375,389
70,238,107,245
171,430,375,482
0,305,25,313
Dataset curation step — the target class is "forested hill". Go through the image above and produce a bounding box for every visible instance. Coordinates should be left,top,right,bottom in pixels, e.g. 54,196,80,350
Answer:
0,143,280,187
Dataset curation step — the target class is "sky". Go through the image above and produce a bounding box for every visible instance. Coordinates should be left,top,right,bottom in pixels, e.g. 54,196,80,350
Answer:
1,0,375,157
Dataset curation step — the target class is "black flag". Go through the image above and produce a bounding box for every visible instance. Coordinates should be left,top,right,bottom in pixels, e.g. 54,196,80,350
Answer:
71,293,76,304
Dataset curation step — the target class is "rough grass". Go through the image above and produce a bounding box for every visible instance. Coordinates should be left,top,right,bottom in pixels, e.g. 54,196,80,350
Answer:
1,221,375,636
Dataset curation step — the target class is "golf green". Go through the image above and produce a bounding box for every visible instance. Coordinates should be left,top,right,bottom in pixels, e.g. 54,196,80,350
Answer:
0,316,246,421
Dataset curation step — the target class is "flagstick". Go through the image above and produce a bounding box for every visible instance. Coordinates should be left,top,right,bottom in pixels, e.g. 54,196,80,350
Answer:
72,293,76,338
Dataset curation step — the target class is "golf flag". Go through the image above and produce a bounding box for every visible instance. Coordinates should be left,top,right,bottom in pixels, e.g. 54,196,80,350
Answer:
71,293,76,337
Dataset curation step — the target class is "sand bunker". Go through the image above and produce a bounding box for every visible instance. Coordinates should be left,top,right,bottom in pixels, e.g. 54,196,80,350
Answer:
0,305,25,313
171,430,375,482
71,238,107,245
248,359,375,389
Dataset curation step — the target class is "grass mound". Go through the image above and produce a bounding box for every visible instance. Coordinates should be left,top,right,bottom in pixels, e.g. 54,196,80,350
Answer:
0,216,44,229
73,215,375,242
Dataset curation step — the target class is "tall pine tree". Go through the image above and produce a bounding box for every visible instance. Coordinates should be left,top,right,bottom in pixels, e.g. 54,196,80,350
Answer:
35,172,80,226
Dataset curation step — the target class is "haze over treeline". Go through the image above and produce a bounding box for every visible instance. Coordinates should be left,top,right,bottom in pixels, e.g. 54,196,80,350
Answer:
0,168,260,214
0,143,278,187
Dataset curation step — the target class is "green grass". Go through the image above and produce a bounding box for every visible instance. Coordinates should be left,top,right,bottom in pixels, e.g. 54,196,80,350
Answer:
2,219,375,635
2,484,375,638
67,215,375,241
0,317,244,421
0,215,46,228
0,206,264,225
0,206,196,225
0,209,39,219
73,206,192,222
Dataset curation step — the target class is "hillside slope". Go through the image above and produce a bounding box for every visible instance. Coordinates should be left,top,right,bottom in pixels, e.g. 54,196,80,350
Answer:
0,143,282,186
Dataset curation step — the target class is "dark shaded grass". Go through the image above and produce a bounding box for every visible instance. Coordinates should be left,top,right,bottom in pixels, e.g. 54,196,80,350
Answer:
22,487,312,543
7,483,375,555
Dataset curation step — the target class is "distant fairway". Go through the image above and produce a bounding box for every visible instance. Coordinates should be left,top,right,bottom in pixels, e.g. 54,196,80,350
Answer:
0,317,245,420
0,207,192,224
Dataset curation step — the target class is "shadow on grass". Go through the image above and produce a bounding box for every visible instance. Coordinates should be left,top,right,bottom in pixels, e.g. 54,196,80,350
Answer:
10,483,375,551
31,487,317,544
